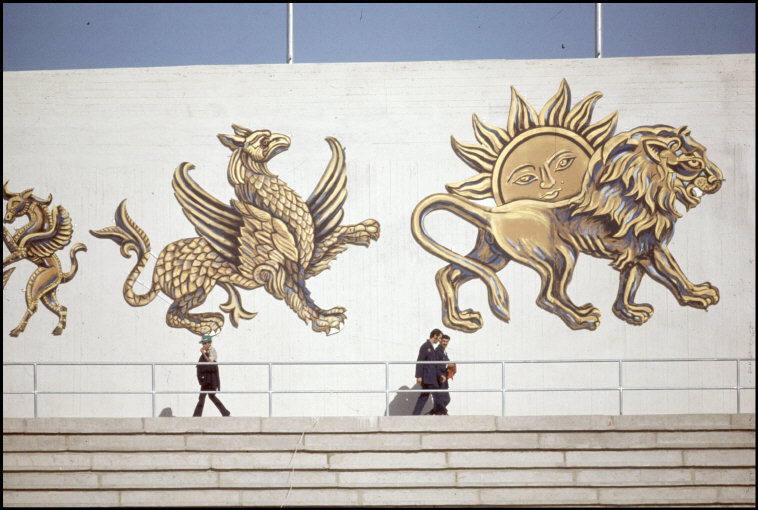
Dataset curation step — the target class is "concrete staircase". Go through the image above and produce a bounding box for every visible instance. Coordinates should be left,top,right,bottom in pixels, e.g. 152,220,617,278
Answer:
3,414,755,507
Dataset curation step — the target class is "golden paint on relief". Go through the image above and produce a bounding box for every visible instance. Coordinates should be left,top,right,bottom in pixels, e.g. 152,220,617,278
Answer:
91,126,379,337
412,80,722,332
3,183,87,336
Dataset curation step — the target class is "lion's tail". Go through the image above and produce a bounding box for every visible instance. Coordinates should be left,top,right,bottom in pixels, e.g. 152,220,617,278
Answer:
60,242,88,284
89,200,161,307
411,193,509,320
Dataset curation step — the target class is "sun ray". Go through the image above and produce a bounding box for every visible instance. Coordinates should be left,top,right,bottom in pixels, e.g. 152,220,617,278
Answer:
539,78,571,127
581,111,619,149
445,173,496,200
507,86,538,136
472,114,509,153
565,92,603,133
450,136,497,173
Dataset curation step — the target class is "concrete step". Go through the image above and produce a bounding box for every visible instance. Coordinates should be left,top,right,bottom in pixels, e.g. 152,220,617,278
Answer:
3,486,755,507
3,414,755,507
4,467,756,489
4,413,754,434
4,447,756,472
4,430,755,452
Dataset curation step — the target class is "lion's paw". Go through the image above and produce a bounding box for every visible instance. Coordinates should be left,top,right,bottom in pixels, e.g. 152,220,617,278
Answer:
576,302,597,314
680,283,719,309
576,308,602,331
613,302,654,325
443,307,483,333
694,283,719,307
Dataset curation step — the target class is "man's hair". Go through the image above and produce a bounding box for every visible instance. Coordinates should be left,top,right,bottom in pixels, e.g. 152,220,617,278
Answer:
442,334,450,340
430,328,443,339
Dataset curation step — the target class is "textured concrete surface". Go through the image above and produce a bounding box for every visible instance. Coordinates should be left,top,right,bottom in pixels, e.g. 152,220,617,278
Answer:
3,414,755,507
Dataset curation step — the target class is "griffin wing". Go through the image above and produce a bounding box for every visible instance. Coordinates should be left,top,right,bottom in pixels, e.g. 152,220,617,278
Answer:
306,137,347,243
24,205,73,259
172,163,243,262
230,198,299,285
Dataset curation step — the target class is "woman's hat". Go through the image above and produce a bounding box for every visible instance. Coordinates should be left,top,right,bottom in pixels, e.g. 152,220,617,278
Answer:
199,335,213,344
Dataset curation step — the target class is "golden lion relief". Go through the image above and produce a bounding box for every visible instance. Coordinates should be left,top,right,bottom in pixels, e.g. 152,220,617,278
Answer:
412,81,723,332
91,126,379,336
3,183,87,336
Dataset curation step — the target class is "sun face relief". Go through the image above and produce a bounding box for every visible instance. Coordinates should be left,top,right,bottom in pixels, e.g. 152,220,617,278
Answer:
445,80,618,206
493,129,593,204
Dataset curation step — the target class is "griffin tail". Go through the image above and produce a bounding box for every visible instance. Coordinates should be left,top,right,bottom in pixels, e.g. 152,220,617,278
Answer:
90,200,161,306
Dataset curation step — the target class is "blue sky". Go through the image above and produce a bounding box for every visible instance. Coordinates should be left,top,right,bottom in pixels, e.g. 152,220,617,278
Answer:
3,3,755,71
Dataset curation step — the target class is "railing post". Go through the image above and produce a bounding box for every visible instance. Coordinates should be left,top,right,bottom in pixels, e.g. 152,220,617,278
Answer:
618,360,624,415
268,362,273,417
151,363,156,418
33,362,38,418
736,359,741,413
501,361,506,417
385,362,390,416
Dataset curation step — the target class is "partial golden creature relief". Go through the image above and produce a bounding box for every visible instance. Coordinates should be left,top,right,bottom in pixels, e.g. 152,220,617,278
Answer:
91,126,380,336
412,80,722,332
3,183,87,337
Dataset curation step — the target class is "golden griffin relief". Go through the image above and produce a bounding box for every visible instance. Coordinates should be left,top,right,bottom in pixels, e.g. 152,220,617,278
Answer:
91,125,380,336
3,183,87,336
412,80,723,332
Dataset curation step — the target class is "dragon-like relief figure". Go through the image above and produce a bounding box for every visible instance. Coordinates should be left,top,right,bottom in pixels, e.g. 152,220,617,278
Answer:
412,80,722,332
3,182,87,337
91,125,380,336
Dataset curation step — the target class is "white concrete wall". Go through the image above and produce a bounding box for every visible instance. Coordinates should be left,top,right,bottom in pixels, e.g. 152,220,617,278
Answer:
3,54,755,418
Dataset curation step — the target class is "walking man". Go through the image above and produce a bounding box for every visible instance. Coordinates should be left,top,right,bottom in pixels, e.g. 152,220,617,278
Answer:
412,328,446,415
193,335,231,417
435,334,454,415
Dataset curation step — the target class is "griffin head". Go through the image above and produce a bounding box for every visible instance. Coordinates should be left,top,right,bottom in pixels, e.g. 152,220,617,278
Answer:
217,124,291,163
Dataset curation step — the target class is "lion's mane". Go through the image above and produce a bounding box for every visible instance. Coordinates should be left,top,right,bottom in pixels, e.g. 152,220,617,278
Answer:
569,126,690,253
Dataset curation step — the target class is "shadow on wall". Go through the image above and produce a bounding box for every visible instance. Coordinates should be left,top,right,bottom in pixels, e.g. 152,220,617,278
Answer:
386,384,432,416
159,407,174,417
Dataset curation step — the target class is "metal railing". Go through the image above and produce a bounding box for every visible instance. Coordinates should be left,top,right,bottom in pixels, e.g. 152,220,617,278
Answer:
3,357,754,418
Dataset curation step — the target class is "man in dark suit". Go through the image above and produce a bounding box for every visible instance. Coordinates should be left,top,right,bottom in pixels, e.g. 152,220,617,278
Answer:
435,334,452,415
412,328,446,415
